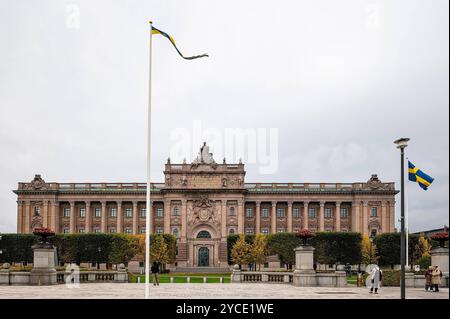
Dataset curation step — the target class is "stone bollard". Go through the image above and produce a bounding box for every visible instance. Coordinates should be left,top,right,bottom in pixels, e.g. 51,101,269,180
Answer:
29,243,57,285
186,277,190,283
0,263,10,285
203,277,207,283
220,277,223,284
170,277,174,283
231,264,241,283
405,272,415,288
292,245,317,287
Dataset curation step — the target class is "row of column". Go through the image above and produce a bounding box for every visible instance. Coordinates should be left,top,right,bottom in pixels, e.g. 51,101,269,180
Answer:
251,200,394,234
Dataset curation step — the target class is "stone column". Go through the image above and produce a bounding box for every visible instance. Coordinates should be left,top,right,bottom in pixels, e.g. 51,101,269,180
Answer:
221,200,227,237
389,201,395,232
164,200,171,234
69,201,76,233
132,201,138,235
381,201,387,233
52,201,59,233
319,202,325,231
237,200,244,234
117,201,123,233
181,199,187,239
362,201,368,235
43,201,49,228
101,201,107,233
335,201,341,232
351,201,360,232
303,201,309,229
24,201,31,233
271,201,277,234
17,200,23,233
255,201,261,234
85,201,91,233
287,201,293,232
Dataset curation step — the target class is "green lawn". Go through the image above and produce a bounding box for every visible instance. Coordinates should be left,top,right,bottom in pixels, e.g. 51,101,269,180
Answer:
129,273,231,284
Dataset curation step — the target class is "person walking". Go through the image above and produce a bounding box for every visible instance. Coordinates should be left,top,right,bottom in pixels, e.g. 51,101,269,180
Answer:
151,261,160,286
431,265,442,292
425,266,433,292
369,265,382,294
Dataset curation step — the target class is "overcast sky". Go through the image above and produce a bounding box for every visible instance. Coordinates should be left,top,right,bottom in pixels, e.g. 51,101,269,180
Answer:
0,0,448,233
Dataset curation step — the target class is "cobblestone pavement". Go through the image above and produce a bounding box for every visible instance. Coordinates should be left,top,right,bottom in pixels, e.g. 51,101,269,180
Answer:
0,284,448,299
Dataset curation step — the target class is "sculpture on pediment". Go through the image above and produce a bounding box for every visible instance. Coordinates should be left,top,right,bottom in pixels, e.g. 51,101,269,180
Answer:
222,177,228,187
193,142,216,165
366,174,386,190
25,174,47,190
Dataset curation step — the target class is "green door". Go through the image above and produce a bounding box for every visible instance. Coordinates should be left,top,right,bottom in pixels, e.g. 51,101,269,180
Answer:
198,247,209,267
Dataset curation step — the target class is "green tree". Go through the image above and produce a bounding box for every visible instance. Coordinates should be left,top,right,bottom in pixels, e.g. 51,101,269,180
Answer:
267,233,300,269
251,234,268,270
109,234,139,265
231,234,251,269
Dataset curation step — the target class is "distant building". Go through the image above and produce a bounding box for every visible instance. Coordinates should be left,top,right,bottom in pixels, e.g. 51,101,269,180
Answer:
14,143,398,268
411,226,448,238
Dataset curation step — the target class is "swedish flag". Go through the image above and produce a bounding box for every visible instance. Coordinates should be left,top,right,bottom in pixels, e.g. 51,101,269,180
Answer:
408,161,434,190
151,26,208,60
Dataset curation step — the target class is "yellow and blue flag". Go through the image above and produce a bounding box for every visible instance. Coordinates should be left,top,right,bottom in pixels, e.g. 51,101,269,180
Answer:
408,161,434,190
151,26,208,60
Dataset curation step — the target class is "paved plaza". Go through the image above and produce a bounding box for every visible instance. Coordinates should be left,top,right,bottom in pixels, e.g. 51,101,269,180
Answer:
0,283,447,299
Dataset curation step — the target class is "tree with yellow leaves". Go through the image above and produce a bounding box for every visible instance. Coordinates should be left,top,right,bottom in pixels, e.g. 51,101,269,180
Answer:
251,233,268,271
361,234,379,265
231,234,251,269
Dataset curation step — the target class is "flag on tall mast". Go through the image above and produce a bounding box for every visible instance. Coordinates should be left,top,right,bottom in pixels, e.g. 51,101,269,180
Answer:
145,21,208,299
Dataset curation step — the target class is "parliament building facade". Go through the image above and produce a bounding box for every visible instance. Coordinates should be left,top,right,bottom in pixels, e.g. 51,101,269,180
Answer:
14,144,398,268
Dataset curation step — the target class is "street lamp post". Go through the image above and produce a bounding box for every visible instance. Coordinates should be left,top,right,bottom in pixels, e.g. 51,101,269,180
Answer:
394,137,409,300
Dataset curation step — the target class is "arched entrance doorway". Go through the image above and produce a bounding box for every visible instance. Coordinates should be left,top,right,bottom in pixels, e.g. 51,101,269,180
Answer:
198,247,210,267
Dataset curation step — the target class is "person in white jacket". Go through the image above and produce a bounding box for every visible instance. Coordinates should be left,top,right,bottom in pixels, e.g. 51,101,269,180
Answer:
369,265,382,294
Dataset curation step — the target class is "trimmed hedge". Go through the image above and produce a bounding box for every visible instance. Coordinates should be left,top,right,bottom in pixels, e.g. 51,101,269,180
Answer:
0,233,175,266
374,233,419,268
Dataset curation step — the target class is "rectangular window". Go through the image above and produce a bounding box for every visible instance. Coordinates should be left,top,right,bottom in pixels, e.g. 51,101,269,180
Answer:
139,228,145,234
94,207,101,218
140,208,146,217
325,227,333,232
324,207,333,219
308,208,316,218
245,208,253,218
94,228,101,233
228,207,236,215
173,207,180,216
78,228,85,233
156,227,163,234
261,228,269,235
245,228,254,235
293,207,300,218
340,207,348,218
277,228,286,233
125,208,132,218
110,207,117,217
109,228,116,233
156,207,164,218
79,207,86,218
371,207,378,217
63,207,70,218
261,208,269,218
34,207,41,215
276,208,285,218
63,228,69,233
125,228,132,234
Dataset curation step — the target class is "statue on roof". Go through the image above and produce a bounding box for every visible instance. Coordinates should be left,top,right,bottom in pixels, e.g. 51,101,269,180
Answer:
193,142,216,164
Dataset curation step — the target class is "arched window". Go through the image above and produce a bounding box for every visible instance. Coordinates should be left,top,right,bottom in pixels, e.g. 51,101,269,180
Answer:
197,230,212,239
229,228,235,235
173,228,179,238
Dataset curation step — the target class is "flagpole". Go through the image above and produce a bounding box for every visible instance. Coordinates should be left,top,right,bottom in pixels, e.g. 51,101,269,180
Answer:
405,156,409,269
145,20,153,299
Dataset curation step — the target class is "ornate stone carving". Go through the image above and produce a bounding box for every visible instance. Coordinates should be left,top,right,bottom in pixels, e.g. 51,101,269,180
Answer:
187,195,220,227
30,214,43,230
366,174,388,190
25,175,47,190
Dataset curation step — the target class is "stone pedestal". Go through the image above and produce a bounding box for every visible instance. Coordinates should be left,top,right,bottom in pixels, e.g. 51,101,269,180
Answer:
292,245,317,286
431,247,449,287
29,244,57,285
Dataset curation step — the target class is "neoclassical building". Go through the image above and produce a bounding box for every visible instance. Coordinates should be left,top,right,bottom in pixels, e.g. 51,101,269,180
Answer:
14,143,398,268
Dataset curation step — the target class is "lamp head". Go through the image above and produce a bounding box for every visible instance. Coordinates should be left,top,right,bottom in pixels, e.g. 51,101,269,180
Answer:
394,137,410,149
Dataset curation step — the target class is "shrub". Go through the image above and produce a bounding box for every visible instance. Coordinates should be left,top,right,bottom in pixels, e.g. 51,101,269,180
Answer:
416,255,431,270
311,232,362,266
267,233,300,268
